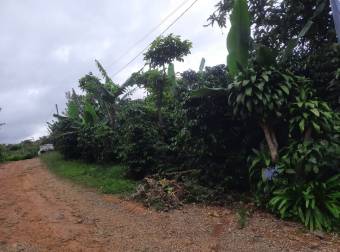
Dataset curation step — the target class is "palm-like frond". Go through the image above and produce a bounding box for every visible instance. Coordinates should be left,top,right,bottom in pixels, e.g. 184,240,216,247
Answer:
95,59,114,85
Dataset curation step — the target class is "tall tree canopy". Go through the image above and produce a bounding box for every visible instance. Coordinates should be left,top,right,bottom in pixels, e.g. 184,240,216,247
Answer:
207,0,339,109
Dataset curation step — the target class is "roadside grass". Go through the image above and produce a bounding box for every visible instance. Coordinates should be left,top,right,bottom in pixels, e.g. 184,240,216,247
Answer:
1,143,38,162
40,152,136,195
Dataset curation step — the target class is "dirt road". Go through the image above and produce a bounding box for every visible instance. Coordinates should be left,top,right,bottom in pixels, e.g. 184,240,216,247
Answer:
0,159,339,252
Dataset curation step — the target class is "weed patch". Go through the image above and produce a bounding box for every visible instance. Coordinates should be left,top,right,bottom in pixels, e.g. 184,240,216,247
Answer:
40,152,136,195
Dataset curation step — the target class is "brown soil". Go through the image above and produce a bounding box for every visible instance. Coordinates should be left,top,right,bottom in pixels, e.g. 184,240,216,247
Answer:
0,158,339,252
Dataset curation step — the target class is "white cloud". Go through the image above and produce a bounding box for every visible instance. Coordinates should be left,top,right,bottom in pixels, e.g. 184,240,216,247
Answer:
51,45,72,63
0,0,229,143
28,125,49,142
27,88,40,96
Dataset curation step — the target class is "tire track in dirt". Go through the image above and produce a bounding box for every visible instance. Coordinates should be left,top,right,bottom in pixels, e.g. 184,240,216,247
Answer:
0,158,339,252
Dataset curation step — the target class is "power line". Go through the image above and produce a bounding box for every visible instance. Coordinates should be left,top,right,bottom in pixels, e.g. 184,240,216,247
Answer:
111,0,200,79
106,0,192,70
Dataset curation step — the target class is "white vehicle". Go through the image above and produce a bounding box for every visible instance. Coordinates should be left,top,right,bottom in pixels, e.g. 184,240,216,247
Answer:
38,144,55,155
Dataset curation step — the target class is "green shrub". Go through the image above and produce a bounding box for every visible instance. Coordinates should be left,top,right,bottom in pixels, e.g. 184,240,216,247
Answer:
77,123,117,163
0,145,5,162
279,140,340,179
7,144,21,151
227,67,294,120
270,175,340,231
172,66,260,192
49,116,81,160
1,142,39,162
117,101,163,179
250,139,340,231
248,148,276,204
288,80,339,141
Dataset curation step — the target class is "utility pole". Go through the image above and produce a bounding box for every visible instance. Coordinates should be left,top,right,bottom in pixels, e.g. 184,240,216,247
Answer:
55,104,59,115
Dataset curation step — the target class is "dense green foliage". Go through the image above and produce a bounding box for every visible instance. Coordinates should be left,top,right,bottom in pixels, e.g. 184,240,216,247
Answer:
144,33,192,69
47,1,340,231
0,140,39,162
41,152,136,194
269,175,340,231
0,145,5,162
116,100,162,179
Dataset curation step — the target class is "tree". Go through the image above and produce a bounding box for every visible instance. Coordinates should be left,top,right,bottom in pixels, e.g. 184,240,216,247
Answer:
144,34,192,69
207,0,339,108
207,0,335,52
141,34,192,125
195,0,330,162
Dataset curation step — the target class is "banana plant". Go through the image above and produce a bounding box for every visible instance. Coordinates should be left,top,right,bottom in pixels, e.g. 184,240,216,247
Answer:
79,60,132,128
226,0,250,77
53,60,132,142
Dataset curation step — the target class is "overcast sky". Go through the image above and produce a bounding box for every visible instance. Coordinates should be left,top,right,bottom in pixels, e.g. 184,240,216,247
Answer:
0,0,228,144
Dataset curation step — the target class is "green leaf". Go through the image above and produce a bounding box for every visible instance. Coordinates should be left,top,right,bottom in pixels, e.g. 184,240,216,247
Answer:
309,157,317,164
250,158,260,169
310,108,320,117
198,57,205,72
245,87,252,96
312,122,321,133
281,85,290,95
257,82,265,91
297,102,304,108
95,59,113,84
262,73,269,82
278,199,288,210
325,203,340,218
227,0,251,77
255,91,263,100
299,119,305,132
243,80,250,86
298,207,305,222
236,93,245,104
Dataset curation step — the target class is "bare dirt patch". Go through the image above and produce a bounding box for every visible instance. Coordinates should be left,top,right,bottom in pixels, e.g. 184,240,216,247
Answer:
0,158,339,251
